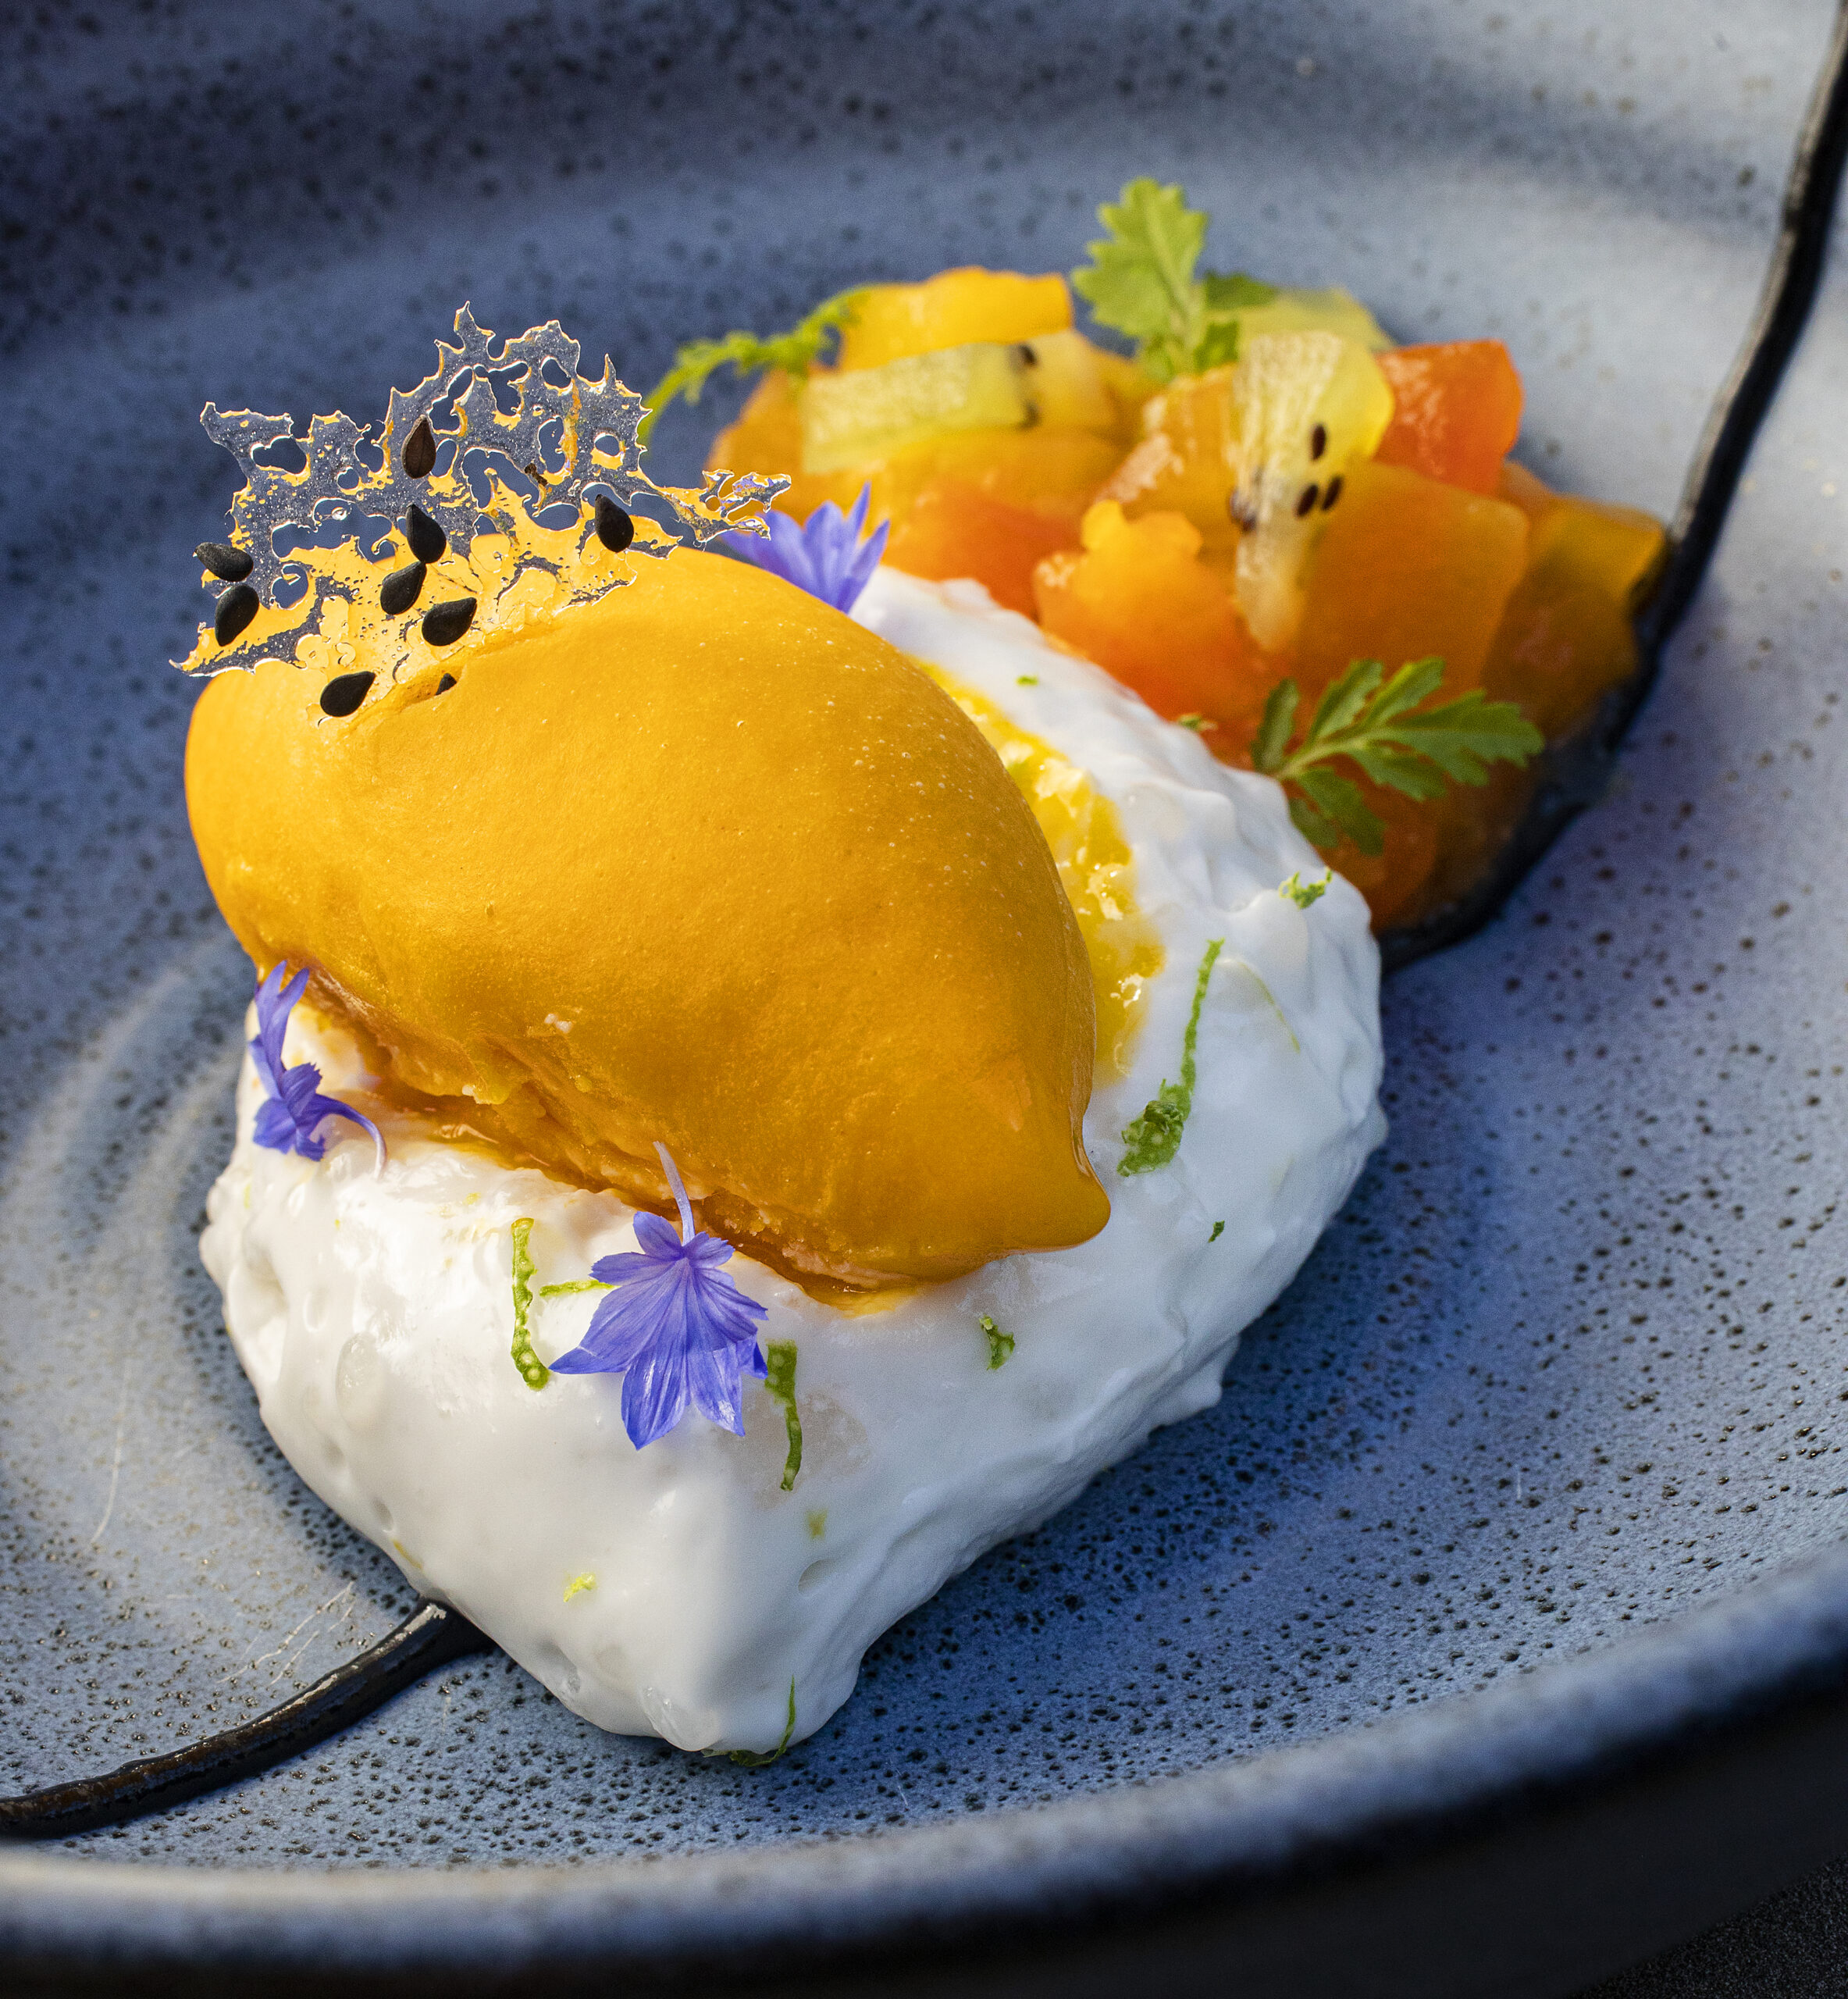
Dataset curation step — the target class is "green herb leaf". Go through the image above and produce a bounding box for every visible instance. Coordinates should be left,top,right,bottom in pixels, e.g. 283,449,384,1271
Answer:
1209,1220,1226,1242
1279,868,1333,909
1071,179,1207,382
764,1339,803,1492
1201,271,1278,313
1251,660,1544,853
639,289,866,443
1191,316,1243,372
1071,180,1275,383
730,1677,798,1769
1119,937,1224,1174
1295,765,1383,854
508,1218,550,1391
1251,679,1299,775
979,1313,1017,1370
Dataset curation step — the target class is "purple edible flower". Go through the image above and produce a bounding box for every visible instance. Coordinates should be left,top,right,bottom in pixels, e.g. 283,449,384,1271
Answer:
249,963,385,1171
728,483,889,613
550,1143,770,1451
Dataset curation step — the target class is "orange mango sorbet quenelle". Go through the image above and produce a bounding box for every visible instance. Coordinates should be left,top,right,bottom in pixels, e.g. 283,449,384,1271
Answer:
187,551,1109,1295
671,179,1666,930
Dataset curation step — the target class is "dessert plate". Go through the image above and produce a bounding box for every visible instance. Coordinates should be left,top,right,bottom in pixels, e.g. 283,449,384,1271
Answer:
3,1,1847,1992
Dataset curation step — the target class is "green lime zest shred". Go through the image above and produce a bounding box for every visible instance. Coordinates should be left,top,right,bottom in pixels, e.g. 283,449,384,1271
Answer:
539,1277,612,1298
731,1677,799,1768
764,1340,803,1492
979,1313,1016,1370
1209,1220,1225,1242
509,1218,550,1391
1279,868,1333,908
1118,938,1223,1175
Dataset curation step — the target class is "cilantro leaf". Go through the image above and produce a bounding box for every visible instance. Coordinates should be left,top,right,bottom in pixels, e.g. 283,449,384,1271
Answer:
1202,271,1278,313
640,289,865,442
1250,656,1545,855
1119,938,1223,1174
1071,178,1206,380
1071,179,1277,383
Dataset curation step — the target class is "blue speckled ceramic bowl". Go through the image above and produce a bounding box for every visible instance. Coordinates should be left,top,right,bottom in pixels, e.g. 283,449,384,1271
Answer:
4,2,1847,1991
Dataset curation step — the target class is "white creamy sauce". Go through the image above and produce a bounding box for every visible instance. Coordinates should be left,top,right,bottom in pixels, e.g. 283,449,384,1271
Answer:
200,568,1385,1754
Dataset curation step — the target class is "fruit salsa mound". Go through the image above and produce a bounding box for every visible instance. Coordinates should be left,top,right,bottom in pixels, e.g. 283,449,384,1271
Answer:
659,180,1666,932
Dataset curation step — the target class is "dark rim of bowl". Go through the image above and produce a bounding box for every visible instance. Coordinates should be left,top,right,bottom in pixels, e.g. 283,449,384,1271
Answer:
3,4,1847,1975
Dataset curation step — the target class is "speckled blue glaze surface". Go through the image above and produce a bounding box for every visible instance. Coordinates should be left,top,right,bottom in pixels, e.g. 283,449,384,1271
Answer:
1,0,1845,1974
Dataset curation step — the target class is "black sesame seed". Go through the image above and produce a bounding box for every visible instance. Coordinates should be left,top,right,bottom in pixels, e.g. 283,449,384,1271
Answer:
1321,475,1344,511
594,494,635,553
380,561,426,616
195,541,253,583
320,671,376,718
404,504,447,563
1294,483,1320,518
402,416,436,480
213,582,260,646
436,673,458,694
1309,422,1328,462
422,597,476,647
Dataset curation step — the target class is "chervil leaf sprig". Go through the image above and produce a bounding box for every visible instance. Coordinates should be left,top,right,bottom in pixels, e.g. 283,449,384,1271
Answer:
1070,179,1274,385
640,289,866,442
1250,657,1545,856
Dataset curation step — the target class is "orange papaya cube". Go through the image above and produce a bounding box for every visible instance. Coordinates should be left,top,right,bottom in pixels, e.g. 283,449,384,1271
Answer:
1293,460,1529,708
839,269,1072,371
1096,367,1239,554
1034,501,1277,737
1375,342,1523,494
1415,763,1539,920
918,426,1124,530
707,370,867,521
885,479,1081,617
1486,462,1667,736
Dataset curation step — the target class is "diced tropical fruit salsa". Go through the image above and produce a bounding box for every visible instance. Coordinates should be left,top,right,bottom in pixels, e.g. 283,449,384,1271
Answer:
651,181,1665,931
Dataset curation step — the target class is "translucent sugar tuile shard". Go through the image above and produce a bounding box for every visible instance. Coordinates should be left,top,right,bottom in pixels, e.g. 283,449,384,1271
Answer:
176,305,790,682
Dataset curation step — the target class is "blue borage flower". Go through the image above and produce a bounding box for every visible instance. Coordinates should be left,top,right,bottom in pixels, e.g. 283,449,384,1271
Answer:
727,483,888,613
550,1143,771,1451
250,964,386,1171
